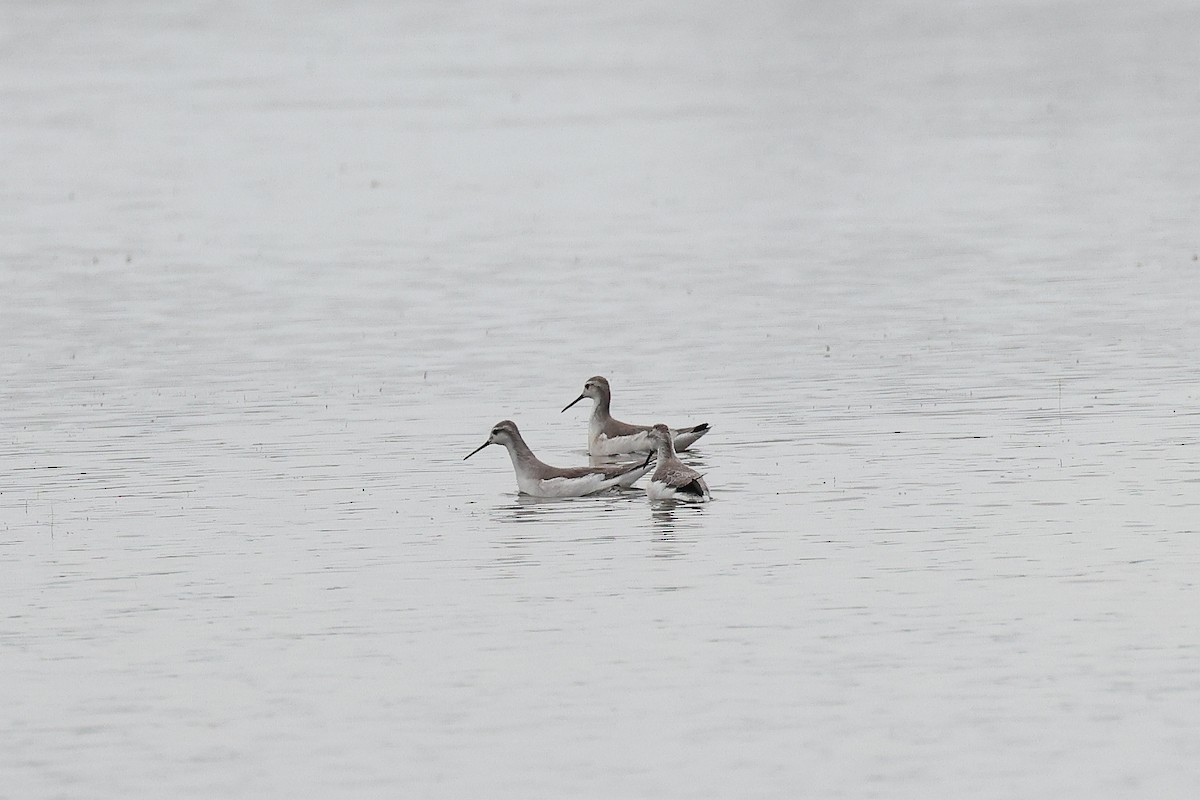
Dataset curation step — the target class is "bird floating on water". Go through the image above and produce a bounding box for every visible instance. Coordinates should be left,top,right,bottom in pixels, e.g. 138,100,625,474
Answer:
561,375,710,456
464,419,653,498
645,423,711,501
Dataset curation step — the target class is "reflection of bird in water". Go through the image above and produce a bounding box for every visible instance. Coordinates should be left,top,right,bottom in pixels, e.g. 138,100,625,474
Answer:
652,501,705,537
648,502,707,562
651,502,707,531
499,494,559,522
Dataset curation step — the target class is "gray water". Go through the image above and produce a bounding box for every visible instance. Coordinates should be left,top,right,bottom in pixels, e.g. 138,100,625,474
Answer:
3,1,1199,797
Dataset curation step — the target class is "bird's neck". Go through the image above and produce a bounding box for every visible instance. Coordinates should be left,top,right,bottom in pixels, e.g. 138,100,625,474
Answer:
591,392,611,419
503,435,544,474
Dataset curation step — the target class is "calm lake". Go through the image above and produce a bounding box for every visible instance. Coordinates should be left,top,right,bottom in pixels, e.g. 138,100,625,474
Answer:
2,0,1199,797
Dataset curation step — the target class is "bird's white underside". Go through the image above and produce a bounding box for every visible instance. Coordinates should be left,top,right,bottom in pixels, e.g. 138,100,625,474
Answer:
647,479,709,502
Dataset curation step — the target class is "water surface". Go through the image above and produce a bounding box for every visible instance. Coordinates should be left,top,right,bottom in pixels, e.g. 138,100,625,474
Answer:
2,1,1199,797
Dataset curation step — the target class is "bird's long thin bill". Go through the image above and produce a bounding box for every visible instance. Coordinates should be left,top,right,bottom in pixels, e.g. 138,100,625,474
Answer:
463,441,490,460
561,394,585,413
